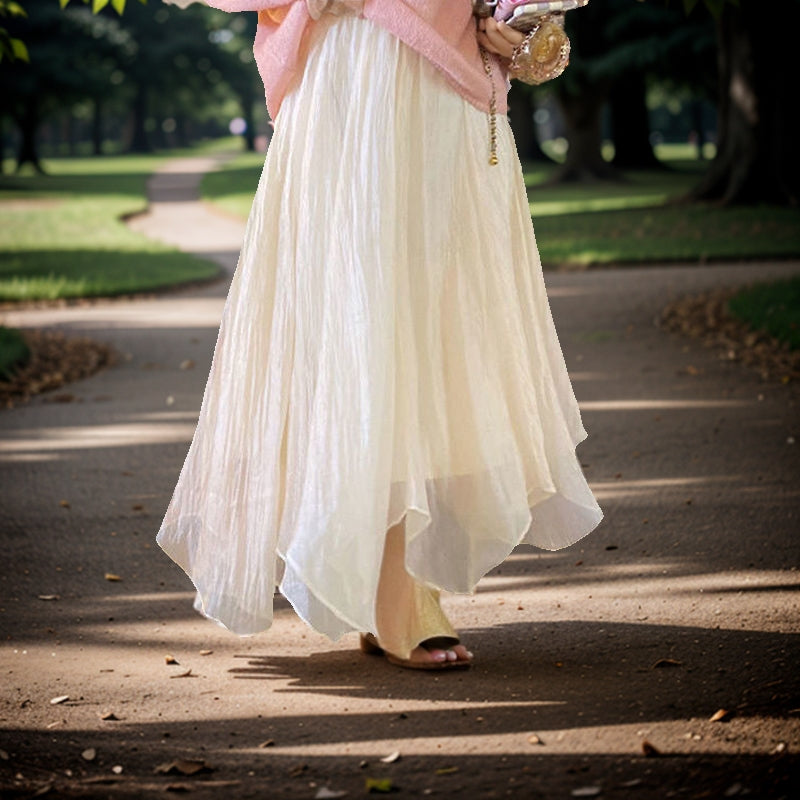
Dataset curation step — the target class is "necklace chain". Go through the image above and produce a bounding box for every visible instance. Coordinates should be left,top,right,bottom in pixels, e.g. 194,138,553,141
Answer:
479,46,499,166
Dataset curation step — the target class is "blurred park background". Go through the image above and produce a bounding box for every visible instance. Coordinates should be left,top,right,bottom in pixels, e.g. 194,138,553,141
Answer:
1,0,799,378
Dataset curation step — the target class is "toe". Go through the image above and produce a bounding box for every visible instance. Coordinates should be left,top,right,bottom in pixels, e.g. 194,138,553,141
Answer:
412,646,447,664
452,644,472,662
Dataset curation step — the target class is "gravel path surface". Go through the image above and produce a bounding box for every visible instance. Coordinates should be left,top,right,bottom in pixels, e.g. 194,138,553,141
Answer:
1,157,798,799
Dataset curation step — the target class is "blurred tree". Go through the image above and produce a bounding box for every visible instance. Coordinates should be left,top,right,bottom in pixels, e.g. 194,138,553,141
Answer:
1,0,263,161
1,1,132,170
114,2,237,152
507,84,552,163
554,0,714,182
204,7,261,151
0,0,29,64
685,0,800,205
601,4,714,169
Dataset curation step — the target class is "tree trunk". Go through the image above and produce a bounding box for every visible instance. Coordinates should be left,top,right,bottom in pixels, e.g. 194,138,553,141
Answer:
0,116,6,175
92,98,104,156
174,112,190,149
65,113,77,157
239,89,256,153
609,72,663,170
507,87,550,163
128,83,152,154
15,101,44,173
550,2,621,184
688,100,708,161
690,0,800,205
552,85,620,183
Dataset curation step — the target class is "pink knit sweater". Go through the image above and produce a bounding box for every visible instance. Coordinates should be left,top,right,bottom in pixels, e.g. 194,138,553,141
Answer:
204,0,508,119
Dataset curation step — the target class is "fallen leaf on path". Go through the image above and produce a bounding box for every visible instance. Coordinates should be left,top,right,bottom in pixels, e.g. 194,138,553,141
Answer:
651,658,682,669
99,712,119,721
50,393,76,403
169,668,194,679
164,655,179,665
179,360,195,370
199,649,213,656
46,721,62,729
59,500,71,509
165,783,192,792
258,740,275,748
155,759,215,776
435,767,458,775
81,748,97,762
111,765,123,775
380,751,400,764
0,749,9,760
288,764,308,777
571,788,602,798
50,695,69,705
38,595,60,601
710,709,732,722
315,788,348,799
528,734,543,745
641,740,661,757
365,777,393,792
132,504,144,511
104,573,122,582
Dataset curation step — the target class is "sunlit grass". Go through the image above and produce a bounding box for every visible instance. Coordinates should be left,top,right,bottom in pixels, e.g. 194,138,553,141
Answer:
202,151,265,218
0,155,220,301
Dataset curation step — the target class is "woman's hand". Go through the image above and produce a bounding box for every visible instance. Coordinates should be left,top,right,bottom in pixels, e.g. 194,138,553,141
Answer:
476,16,526,60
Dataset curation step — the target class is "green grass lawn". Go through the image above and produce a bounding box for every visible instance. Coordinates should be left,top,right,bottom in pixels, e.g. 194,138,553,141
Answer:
202,151,266,218
202,149,800,268
729,277,800,350
0,155,221,301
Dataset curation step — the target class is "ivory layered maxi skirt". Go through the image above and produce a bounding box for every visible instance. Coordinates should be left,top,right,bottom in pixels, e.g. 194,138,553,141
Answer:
157,14,603,645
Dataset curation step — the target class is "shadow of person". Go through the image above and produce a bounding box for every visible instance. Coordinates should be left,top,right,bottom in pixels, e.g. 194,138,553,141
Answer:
224,619,799,744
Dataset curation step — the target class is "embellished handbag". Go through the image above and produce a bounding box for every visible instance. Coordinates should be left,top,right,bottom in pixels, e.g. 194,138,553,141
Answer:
496,0,589,32
474,0,589,86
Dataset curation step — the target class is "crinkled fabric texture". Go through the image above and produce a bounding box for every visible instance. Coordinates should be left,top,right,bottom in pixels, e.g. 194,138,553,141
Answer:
157,15,602,639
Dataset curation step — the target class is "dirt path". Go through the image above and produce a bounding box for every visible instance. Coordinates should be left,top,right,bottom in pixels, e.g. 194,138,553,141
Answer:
1,157,798,798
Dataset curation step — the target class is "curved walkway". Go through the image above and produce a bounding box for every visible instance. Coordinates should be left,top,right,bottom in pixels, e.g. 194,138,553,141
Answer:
0,158,798,798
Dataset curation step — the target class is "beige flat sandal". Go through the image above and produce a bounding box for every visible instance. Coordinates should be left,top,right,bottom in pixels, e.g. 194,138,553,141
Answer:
359,632,472,671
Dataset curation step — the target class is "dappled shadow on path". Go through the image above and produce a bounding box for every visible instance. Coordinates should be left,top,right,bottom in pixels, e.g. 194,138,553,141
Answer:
2,265,799,799
1,745,795,799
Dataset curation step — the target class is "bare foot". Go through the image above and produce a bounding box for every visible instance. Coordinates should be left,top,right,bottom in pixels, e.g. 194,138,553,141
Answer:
409,640,473,666
360,633,473,670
